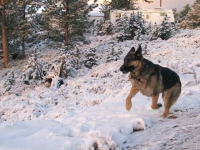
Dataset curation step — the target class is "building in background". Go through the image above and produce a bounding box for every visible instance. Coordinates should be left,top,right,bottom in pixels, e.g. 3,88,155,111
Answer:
110,8,174,25
88,13,104,24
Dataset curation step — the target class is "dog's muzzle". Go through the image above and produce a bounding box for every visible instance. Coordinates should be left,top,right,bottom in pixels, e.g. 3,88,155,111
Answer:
120,65,135,74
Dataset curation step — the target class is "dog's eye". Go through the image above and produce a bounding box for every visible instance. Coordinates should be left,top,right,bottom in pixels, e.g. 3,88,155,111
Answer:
130,56,138,61
127,58,135,62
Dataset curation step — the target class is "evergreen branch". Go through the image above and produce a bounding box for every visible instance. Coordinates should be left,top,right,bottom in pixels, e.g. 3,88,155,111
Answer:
31,58,44,80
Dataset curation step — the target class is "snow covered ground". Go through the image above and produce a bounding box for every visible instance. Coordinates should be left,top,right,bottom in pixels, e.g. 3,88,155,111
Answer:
0,29,200,150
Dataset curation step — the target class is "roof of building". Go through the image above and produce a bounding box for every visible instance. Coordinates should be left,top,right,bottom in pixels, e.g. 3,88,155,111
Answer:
110,8,173,13
89,13,104,17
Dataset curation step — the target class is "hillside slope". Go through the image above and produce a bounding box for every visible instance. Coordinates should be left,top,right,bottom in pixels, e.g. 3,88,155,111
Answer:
0,29,200,150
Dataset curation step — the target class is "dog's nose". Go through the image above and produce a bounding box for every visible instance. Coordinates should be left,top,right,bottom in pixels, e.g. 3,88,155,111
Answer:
120,65,124,72
120,65,126,74
122,71,127,74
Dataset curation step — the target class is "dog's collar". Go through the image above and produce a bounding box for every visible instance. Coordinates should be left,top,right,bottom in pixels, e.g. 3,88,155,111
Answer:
129,72,144,81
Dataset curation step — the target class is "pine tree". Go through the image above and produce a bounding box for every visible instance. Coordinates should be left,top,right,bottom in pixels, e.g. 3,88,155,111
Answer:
111,0,138,10
181,0,200,29
145,22,152,36
179,4,191,21
157,14,173,40
93,19,104,35
84,48,98,69
42,0,97,45
3,0,43,59
111,0,127,9
113,15,124,33
129,13,137,37
3,71,15,92
98,20,113,36
114,14,131,41
106,44,121,62
8,0,36,59
100,0,112,20
110,0,152,10
22,47,44,84
68,46,83,69
17,0,37,59
172,8,181,23
173,25,179,36
129,12,146,40
124,14,131,35
149,23,159,41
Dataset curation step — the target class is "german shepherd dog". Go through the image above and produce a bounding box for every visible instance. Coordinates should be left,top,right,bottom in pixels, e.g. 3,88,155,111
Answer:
120,45,181,117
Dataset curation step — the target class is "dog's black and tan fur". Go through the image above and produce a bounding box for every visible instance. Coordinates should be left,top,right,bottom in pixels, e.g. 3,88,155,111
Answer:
120,45,181,117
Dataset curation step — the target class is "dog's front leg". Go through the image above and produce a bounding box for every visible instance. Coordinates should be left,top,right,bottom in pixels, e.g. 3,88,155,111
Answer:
151,94,162,109
126,87,139,111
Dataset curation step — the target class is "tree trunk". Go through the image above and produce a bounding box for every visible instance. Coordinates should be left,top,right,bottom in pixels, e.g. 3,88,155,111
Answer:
21,2,26,59
1,0,9,68
127,0,130,9
22,37,25,58
65,26,69,45
64,0,69,46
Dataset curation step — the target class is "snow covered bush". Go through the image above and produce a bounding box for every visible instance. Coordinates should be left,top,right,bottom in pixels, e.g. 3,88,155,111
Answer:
58,44,85,77
22,48,45,84
114,14,132,42
109,12,180,42
113,13,130,34
179,0,200,29
171,23,180,36
106,43,122,62
150,15,179,40
129,12,146,40
149,23,160,41
114,12,147,41
22,47,70,86
92,20,103,35
3,71,15,92
66,46,83,70
84,48,98,69
97,20,113,36
158,14,174,40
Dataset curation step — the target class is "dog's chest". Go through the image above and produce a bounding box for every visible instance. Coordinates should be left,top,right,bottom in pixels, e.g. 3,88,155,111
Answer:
130,77,155,97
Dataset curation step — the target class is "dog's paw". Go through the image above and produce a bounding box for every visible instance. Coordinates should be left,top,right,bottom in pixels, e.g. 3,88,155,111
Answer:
161,113,168,117
157,103,162,108
126,102,132,111
161,111,169,117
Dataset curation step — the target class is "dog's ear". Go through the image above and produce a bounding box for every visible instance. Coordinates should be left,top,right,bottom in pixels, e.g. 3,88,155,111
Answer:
130,47,135,52
136,44,142,57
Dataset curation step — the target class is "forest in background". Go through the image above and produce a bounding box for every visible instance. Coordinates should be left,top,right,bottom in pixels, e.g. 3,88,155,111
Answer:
0,0,199,68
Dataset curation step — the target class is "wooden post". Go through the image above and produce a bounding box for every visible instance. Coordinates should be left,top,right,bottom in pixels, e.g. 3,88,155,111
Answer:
1,0,9,68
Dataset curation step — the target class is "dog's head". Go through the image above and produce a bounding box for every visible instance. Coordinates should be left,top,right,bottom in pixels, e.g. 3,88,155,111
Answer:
120,45,143,74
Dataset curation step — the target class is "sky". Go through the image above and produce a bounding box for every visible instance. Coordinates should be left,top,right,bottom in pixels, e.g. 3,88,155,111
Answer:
137,0,196,10
90,0,196,11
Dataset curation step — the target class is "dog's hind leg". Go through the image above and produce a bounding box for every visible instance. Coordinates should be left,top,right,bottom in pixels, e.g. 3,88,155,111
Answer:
151,94,162,109
162,83,181,117
126,87,139,111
